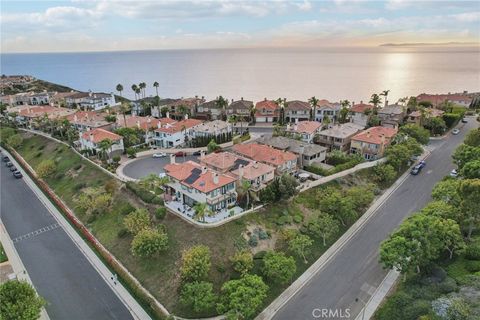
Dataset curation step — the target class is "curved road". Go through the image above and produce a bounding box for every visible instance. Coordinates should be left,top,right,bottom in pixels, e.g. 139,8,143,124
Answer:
0,159,133,319
270,119,478,320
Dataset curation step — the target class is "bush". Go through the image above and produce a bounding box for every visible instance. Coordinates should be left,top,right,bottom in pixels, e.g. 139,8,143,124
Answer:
86,215,96,224
35,151,43,158
258,229,269,240
276,215,293,226
117,202,135,216
155,207,167,220
117,228,129,238
131,227,168,257
249,235,258,247
73,163,82,170
151,196,163,205
293,215,303,223
438,277,458,294
126,181,156,203
124,209,151,235
37,159,56,178
465,260,480,272
465,242,480,260
54,172,63,180
253,251,267,260
73,182,86,191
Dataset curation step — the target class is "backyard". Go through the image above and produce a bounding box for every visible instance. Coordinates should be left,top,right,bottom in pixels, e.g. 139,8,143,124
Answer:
13,131,403,318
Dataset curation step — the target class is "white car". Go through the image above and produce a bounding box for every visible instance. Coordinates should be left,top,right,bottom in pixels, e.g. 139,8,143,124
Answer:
452,129,460,135
152,152,167,158
450,169,458,178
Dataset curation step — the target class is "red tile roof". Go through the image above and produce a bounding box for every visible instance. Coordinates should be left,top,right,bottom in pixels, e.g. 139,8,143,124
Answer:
288,121,321,135
154,118,202,134
164,161,236,193
417,93,472,106
232,143,297,167
351,126,397,145
286,100,311,111
81,128,122,143
350,103,374,113
255,100,279,116
18,106,75,119
116,115,173,131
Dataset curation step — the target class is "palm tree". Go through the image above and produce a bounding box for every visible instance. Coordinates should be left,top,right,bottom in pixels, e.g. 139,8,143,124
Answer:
135,88,141,102
308,96,319,121
98,139,113,162
116,84,124,97
228,115,238,134
322,115,331,129
380,90,390,107
237,179,252,209
153,81,159,97
120,102,130,127
193,202,211,222
369,93,382,111
339,100,350,123
139,82,146,98
215,96,228,120
131,84,138,101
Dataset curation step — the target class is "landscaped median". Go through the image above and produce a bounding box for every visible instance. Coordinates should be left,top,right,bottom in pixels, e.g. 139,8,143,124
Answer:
0,127,426,319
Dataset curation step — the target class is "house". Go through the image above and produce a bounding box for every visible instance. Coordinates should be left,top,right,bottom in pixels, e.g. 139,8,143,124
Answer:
255,99,279,123
199,151,275,191
148,98,179,118
66,92,118,111
163,159,238,213
115,115,174,145
315,100,342,122
192,120,232,138
195,100,222,120
16,106,76,127
257,136,327,168
350,102,374,127
285,100,311,123
50,91,78,107
378,104,406,128
350,126,398,160
1,91,53,106
226,98,253,122
232,143,298,175
153,118,203,148
79,128,124,157
65,111,112,132
407,108,445,126
315,122,365,152
417,93,473,108
167,97,206,120
285,120,321,143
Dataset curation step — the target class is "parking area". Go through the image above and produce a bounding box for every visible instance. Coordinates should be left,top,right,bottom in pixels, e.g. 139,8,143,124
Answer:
122,154,198,180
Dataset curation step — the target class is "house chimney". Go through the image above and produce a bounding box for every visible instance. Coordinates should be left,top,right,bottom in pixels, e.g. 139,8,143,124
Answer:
241,97,244,101
170,154,176,164
200,150,206,159
238,164,244,179
360,100,363,104
74,114,78,122
166,111,170,119
147,118,151,124
202,166,207,174
294,124,298,131
89,133,94,141
213,172,219,184
286,123,291,131
157,121,161,129
264,97,267,101
136,120,140,128
184,114,188,120
253,161,258,168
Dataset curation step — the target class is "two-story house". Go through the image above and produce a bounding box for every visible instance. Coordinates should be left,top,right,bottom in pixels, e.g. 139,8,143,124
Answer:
378,104,406,129
285,100,311,123
285,120,322,143
350,126,398,160
232,143,298,175
315,100,342,122
227,98,253,122
79,128,124,157
350,102,374,127
406,108,445,126
255,99,279,123
163,159,238,213
192,120,232,139
115,115,175,146
65,111,112,132
315,122,365,152
16,106,76,127
153,118,203,148
66,92,118,111
196,100,223,120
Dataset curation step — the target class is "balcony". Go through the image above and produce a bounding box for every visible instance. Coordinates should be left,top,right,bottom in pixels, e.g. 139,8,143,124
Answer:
206,191,237,205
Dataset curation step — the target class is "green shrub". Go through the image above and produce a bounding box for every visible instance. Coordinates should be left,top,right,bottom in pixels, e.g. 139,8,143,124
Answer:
465,242,480,260
73,183,86,191
86,215,96,224
276,215,293,226
117,228,129,238
374,291,413,320
155,207,167,220
248,235,258,247
258,229,269,240
437,277,458,294
117,202,135,216
38,145,45,150
293,215,303,223
253,251,267,260
73,164,82,170
151,196,164,205
35,151,43,158
465,260,480,273
54,172,63,180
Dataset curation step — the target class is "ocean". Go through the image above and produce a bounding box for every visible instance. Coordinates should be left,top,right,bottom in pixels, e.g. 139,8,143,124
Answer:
1,46,479,103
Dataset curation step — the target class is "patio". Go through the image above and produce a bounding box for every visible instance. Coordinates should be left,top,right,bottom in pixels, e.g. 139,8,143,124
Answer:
165,200,244,224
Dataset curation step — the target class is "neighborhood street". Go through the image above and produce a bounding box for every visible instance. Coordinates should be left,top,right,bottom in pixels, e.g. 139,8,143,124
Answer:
0,162,133,320
271,119,478,320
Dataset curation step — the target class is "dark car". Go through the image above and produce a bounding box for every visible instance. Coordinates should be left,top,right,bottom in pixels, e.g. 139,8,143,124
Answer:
174,151,185,157
2,156,9,162
13,171,23,179
192,151,201,156
6,161,13,167
410,164,423,175
10,166,17,172
418,160,426,168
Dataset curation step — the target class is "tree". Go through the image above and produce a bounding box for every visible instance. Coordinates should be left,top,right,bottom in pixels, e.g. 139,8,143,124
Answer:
217,274,268,320
459,179,480,239
464,128,480,147
420,200,462,222
139,82,146,98
308,96,319,121
424,117,446,135
380,234,418,278
407,96,418,111
6,133,23,148
399,124,430,145
153,81,159,97
277,174,299,198
181,245,211,281
307,213,340,246
380,90,390,107
116,84,123,97
115,127,140,147
98,138,113,162
0,280,44,320
319,188,356,226
262,251,296,284
385,139,421,172
230,250,253,275
288,234,313,263
193,202,213,222
37,159,56,178
431,178,462,206
431,218,465,259
124,208,151,234
236,179,251,209
131,227,168,257
339,100,350,123
346,185,374,211
372,163,397,185
369,93,382,110
119,102,131,127
452,144,480,169
180,281,216,313
207,139,220,153
131,84,138,100
418,100,433,108
460,160,480,179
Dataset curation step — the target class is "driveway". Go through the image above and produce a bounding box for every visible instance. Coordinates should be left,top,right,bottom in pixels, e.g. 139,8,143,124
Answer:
123,154,198,180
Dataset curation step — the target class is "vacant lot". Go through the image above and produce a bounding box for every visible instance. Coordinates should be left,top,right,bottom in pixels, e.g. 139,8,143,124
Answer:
16,133,391,318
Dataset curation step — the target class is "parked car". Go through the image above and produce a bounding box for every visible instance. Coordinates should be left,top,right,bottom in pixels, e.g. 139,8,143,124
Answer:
452,129,460,135
410,164,423,175
13,170,23,179
6,161,13,167
152,152,167,158
192,151,201,156
2,156,9,162
10,166,17,172
175,151,186,157
461,118,468,123
450,169,458,178
418,160,426,168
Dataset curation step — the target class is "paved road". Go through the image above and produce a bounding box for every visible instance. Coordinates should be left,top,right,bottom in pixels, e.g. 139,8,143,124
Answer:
123,154,197,179
0,162,133,320
272,119,478,320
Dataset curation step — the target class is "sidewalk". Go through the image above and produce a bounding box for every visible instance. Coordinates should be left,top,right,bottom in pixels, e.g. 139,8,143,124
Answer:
0,223,50,320
2,147,155,320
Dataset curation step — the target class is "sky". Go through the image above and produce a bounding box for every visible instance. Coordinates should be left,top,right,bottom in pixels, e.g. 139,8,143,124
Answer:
1,0,479,53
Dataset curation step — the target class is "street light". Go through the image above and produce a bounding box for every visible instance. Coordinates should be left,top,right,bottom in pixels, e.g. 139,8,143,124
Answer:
355,297,367,320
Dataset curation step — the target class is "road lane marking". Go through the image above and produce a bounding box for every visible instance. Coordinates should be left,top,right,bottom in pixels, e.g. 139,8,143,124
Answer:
12,223,60,243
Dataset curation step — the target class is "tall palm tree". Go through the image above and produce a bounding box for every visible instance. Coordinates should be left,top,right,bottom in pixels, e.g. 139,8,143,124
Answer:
139,82,146,99
116,84,124,97
193,202,211,222
120,102,130,127
380,90,390,107
131,84,138,101
339,100,350,123
308,96,319,121
153,81,159,97
98,139,113,162
369,93,382,111
237,179,252,209
228,115,238,133
135,88,141,101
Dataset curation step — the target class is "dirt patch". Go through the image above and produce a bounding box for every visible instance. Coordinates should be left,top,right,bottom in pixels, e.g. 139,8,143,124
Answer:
243,223,278,255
